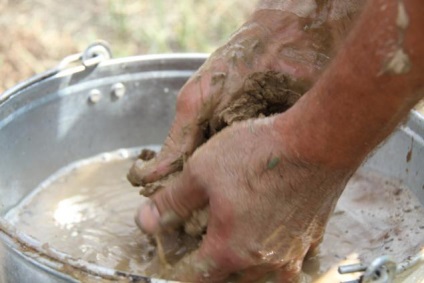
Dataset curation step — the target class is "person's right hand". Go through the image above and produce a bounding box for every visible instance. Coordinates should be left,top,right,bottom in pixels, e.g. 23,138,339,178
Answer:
135,115,358,282
127,3,363,191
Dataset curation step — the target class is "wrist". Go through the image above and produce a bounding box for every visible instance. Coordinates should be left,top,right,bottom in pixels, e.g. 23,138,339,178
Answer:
273,71,422,171
273,102,367,170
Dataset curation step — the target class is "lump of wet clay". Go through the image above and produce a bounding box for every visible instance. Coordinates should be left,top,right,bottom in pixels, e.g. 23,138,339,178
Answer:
217,71,305,126
138,149,157,161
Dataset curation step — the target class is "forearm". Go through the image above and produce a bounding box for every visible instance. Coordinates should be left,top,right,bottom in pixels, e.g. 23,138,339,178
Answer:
277,0,424,168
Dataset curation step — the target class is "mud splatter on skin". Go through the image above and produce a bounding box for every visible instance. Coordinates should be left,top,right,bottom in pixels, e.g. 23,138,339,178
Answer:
267,156,281,170
382,0,411,75
211,72,227,85
384,49,411,75
396,0,409,29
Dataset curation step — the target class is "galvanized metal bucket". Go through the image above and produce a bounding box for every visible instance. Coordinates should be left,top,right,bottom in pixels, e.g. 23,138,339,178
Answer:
0,43,423,282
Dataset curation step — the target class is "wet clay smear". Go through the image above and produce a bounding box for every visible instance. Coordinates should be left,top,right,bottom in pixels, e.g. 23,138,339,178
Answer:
5,149,424,282
215,71,304,129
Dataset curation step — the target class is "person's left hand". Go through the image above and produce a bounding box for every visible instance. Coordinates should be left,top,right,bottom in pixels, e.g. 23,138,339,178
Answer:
136,115,356,282
127,5,363,191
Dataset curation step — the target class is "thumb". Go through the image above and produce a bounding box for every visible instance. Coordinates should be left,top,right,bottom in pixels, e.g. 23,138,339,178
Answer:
127,80,206,187
135,166,209,234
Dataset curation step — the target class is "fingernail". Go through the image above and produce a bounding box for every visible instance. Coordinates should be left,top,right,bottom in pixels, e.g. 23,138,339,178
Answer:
135,201,161,234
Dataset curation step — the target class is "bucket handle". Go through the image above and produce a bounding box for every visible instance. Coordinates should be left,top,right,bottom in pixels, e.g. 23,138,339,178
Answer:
0,40,112,103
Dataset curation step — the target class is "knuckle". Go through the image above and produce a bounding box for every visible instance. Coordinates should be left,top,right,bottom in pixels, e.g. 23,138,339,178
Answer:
176,84,199,113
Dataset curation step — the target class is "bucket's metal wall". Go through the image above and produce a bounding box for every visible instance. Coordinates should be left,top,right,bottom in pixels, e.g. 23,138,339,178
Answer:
0,55,205,216
0,240,77,283
363,112,424,205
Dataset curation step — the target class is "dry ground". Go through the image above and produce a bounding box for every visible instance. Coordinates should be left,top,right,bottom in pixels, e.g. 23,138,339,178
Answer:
0,0,254,92
0,0,423,113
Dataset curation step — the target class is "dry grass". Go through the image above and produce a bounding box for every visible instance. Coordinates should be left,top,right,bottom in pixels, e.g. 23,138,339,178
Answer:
0,0,254,92
0,0,423,114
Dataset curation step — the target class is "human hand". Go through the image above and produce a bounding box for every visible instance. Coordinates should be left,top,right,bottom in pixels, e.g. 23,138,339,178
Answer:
127,7,359,189
136,116,356,282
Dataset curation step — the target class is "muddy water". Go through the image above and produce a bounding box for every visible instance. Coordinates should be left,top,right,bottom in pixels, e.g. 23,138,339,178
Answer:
5,148,160,276
5,148,424,282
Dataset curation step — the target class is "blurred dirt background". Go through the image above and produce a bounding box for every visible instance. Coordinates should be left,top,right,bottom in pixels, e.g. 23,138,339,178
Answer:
0,0,254,92
0,0,423,113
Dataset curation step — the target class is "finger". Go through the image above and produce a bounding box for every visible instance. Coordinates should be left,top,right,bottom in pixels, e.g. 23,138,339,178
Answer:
128,79,206,186
170,211,254,282
135,164,209,234
138,172,181,197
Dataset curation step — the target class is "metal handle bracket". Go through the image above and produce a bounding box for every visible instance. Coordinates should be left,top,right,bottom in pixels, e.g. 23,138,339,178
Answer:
0,40,112,103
